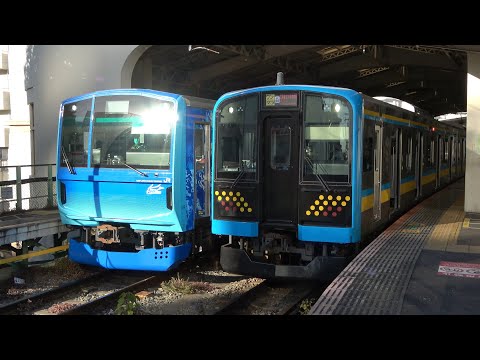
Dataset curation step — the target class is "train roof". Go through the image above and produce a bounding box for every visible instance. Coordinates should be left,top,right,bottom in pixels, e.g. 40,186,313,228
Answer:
60,88,214,109
215,84,361,104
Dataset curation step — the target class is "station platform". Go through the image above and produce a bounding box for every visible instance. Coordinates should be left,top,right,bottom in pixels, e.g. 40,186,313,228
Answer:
309,178,480,315
0,209,68,246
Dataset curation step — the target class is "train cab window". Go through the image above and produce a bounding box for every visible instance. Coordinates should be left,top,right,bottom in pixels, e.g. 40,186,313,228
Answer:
60,99,92,168
91,95,174,169
303,94,351,183
215,95,258,180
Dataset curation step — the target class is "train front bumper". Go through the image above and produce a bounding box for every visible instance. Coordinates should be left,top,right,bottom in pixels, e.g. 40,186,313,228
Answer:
220,244,347,280
68,239,192,271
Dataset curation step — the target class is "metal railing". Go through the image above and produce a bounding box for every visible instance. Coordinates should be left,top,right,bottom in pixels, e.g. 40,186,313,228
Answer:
0,164,57,214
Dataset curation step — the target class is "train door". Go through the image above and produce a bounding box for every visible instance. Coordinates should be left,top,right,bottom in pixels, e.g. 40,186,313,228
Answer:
390,128,401,211
194,123,210,217
262,113,299,225
436,136,441,188
415,132,423,198
373,124,383,221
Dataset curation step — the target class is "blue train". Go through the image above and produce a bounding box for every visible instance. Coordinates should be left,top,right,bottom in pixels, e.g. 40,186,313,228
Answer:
57,89,214,271
212,74,466,280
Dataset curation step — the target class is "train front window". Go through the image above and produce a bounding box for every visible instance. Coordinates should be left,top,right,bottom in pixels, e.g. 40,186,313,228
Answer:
303,94,351,183
61,99,92,168
92,95,174,169
215,95,258,180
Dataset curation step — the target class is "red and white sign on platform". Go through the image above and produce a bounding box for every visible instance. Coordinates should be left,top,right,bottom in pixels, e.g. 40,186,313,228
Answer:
438,261,480,279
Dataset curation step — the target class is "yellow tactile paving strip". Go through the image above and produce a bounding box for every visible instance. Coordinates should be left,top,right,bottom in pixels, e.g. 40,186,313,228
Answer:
424,197,466,252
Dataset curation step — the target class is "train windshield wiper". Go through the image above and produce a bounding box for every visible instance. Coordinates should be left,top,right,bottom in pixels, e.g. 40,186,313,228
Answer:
61,146,75,174
305,155,330,192
231,166,246,188
119,160,148,177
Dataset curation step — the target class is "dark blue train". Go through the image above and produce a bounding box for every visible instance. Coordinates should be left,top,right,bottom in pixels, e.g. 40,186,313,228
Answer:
57,89,214,271
212,74,466,280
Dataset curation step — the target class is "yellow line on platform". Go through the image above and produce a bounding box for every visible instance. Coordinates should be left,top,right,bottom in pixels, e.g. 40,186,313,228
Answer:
0,244,69,266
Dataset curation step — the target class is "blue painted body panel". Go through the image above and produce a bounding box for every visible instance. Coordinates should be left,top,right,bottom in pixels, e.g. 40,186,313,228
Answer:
68,239,191,271
212,219,259,237
57,89,212,232
57,89,212,271
298,225,353,243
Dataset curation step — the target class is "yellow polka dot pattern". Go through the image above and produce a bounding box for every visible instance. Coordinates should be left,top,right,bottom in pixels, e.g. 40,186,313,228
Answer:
215,190,253,215
305,193,351,217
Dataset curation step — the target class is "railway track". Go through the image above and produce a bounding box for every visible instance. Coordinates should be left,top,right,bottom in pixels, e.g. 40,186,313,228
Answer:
0,271,105,315
62,274,168,315
215,279,327,315
0,271,158,315
0,250,219,315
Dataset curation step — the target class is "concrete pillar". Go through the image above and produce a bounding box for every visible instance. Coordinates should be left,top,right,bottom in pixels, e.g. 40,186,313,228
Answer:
465,53,480,213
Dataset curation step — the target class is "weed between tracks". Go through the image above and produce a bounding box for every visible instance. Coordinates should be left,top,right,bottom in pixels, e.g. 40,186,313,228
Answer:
298,298,315,315
161,273,216,295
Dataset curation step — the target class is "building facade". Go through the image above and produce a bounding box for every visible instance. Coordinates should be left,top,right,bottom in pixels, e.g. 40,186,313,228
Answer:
0,45,31,173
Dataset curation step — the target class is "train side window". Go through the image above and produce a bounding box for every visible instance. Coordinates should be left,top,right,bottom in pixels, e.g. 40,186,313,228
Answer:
444,138,449,163
407,137,413,172
374,129,381,172
430,139,435,166
424,135,431,168
363,137,373,172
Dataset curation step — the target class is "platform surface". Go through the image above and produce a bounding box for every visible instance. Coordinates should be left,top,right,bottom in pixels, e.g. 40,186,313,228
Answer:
310,179,480,315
